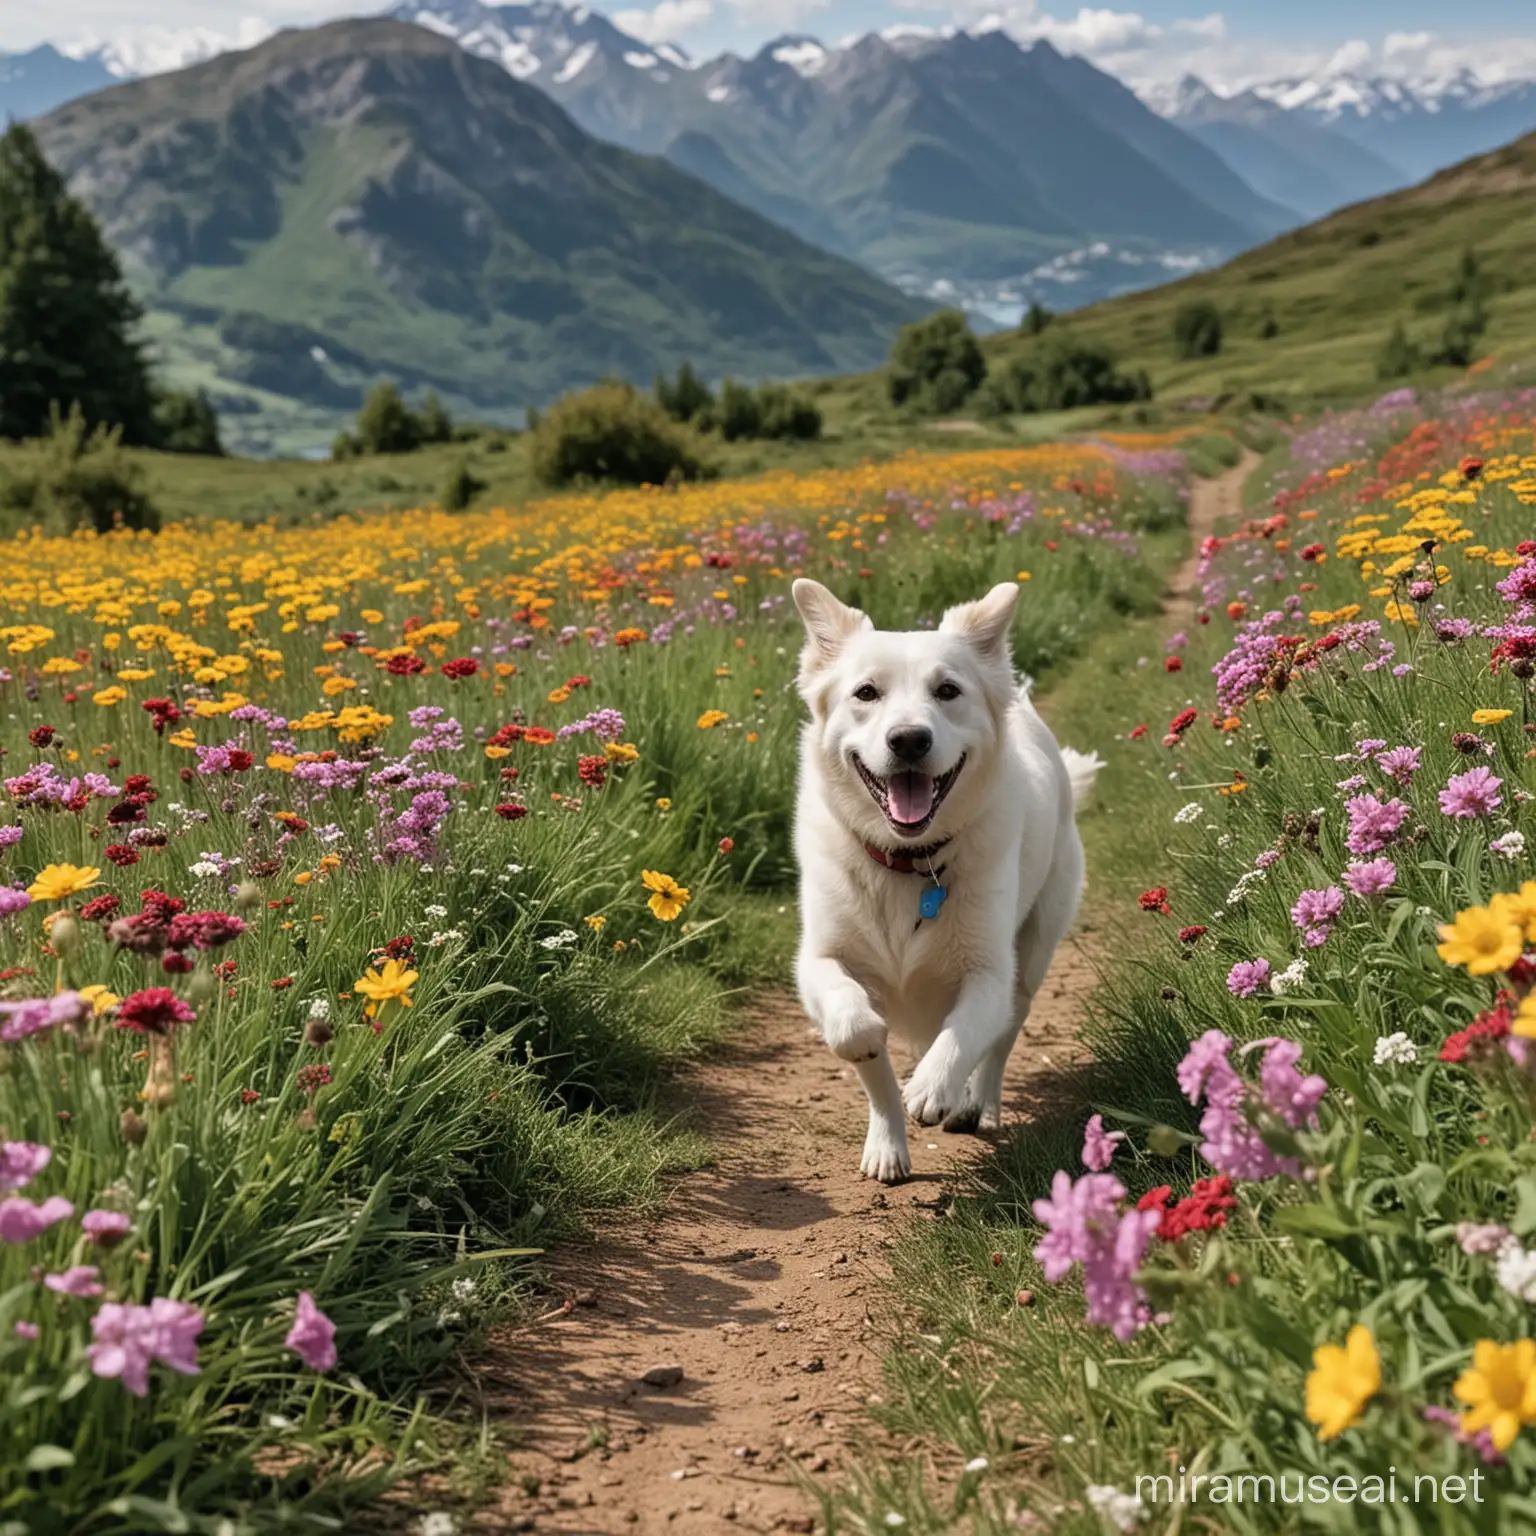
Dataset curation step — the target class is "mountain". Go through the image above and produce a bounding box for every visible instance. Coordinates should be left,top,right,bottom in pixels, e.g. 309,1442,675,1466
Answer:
0,43,117,120
967,125,1536,404
393,8,1299,286
1169,75,1406,218
28,18,922,444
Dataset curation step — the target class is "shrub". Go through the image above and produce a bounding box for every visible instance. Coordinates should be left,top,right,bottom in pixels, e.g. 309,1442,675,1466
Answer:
1173,299,1223,359
991,335,1152,414
352,383,424,456
1376,321,1421,380
710,379,763,442
887,309,987,414
755,383,822,441
0,401,158,534
153,387,223,456
1019,300,1054,337
440,462,487,512
655,362,714,424
529,380,705,487
418,391,454,445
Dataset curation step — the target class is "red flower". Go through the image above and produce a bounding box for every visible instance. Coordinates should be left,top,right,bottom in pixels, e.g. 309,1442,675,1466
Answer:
297,1063,332,1096
1168,708,1198,736
141,699,182,734
115,987,197,1036
271,977,293,990
386,654,426,677
495,802,528,820
1226,601,1246,620
1160,1176,1237,1242
28,725,56,748
1299,543,1325,563
577,755,608,789
441,658,479,680
79,894,121,923
1128,724,1149,740
565,675,592,689
167,911,246,951
1178,925,1207,944
104,843,140,868
522,727,556,747
382,935,415,961
1138,887,1172,916
1164,656,1183,673
1440,1000,1513,1064
718,837,735,854
226,749,255,773
1137,1186,1172,1218
161,952,194,975
489,723,525,747
240,1089,261,1105
141,890,186,918
1460,456,1485,481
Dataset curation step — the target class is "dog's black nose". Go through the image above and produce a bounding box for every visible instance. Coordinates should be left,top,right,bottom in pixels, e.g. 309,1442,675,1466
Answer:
887,726,933,764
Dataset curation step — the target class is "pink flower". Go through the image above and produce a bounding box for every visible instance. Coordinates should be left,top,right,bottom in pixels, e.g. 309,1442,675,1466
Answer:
81,1210,132,1248
1342,859,1396,898
1081,1114,1125,1172
1032,1170,1158,1341
1226,959,1271,998
1290,886,1345,947
1457,1221,1512,1256
0,1195,73,1244
1253,1038,1327,1129
1177,1030,1313,1181
13,1320,39,1341
44,1265,104,1298
87,1298,203,1397
0,1141,51,1191
1344,794,1409,855
285,1291,337,1371
1375,745,1421,786
1440,767,1504,819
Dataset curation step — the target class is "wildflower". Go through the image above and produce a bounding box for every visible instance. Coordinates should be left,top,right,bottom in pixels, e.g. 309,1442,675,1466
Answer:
1455,1340,1536,1452
285,1291,337,1371
1495,1242,1536,1304
0,1195,74,1244
1442,999,1515,1062
494,802,528,820
81,1210,131,1248
1226,959,1270,998
1372,1032,1418,1067
1440,767,1504,819
1177,1030,1319,1181
1137,887,1171,916
1084,1485,1145,1532
440,658,479,680
44,1265,104,1298
1305,1325,1380,1441
1290,886,1345,947
642,870,690,922
585,915,607,931
1032,1170,1158,1341
1173,802,1202,825
1081,1114,1124,1172
1473,709,1513,725
577,755,607,788
696,710,729,730
1157,1175,1237,1242
0,886,31,918
115,989,196,1037
25,863,102,902
1437,904,1523,975
1344,794,1408,855
1342,859,1396,899
353,957,418,1018
1458,1222,1512,1256
87,1297,204,1397
1491,831,1527,860
1493,883,1536,941
1178,925,1206,944
0,1142,51,1191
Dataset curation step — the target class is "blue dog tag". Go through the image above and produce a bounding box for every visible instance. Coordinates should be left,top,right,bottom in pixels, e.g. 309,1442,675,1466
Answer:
919,885,948,921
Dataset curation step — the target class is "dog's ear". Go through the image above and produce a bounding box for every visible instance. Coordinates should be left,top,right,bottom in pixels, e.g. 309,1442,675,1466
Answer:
792,579,868,668
940,582,1019,660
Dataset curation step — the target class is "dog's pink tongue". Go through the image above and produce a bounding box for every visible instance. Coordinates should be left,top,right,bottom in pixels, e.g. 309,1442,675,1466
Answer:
889,771,935,826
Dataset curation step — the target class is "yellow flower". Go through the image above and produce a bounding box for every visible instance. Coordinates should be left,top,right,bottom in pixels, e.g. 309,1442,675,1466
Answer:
353,957,419,1018
78,984,120,1016
1455,1339,1536,1451
92,686,126,707
1438,904,1524,975
266,753,298,773
294,871,313,887
697,710,729,730
1492,883,1536,943
547,687,571,705
1472,709,1513,725
1515,995,1536,1040
584,914,607,931
26,863,102,902
641,870,690,922
605,742,639,763
1016,571,1031,581
485,745,511,760
1305,1325,1380,1441
655,797,672,811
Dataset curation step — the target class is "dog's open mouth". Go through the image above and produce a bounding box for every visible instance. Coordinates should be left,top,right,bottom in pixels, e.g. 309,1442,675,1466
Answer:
852,755,965,837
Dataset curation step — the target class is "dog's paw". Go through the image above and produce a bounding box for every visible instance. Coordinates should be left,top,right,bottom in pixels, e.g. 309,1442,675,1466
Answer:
903,1056,966,1127
823,1006,888,1063
860,1126,911,1184
941,1102,982,1135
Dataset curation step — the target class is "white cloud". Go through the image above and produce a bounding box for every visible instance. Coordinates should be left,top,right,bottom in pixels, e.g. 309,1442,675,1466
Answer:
1319,38,1372,77
1172,13,1224,42
1383,31,1434,61
614,0,714,43
1037,8,1159,53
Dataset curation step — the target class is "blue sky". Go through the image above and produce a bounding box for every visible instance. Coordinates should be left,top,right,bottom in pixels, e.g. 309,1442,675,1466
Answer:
5,0,1536,92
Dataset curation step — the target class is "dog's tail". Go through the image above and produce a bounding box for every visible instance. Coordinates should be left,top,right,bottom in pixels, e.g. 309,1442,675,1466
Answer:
1061,746,1106,813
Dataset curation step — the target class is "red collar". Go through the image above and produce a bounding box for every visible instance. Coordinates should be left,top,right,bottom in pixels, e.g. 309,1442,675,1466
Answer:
863,837,950,874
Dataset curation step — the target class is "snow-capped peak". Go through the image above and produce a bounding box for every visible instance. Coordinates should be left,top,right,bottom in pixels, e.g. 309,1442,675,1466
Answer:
767,36,828,78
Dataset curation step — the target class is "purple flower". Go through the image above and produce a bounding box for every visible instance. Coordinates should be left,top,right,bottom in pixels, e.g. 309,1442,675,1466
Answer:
1353,739,1387,759
13,1320,38,1341
1345,794,1409,855
0,1195,73,1244
44,1265,104,1298
1435,618,1475,643
82,1209,132,1248
1290,886,1345,947
0,886,30,918
1226,959,1271,998
0,992,91,1044
0,825,22,849
1375,745,1422,786
1255,849,1280,870
1253,1038,1327,1129
1343,859,1396,898
1081,1114,1125,1171
285,1290,337,1371
1440,767,1504,819
1176,1030,1302,1181
87,1298,203,1397
1496,561,1536,606
1032,1170,1158,1341
1423,1405,1507,1467
0,1142,50,1192
557,707,627,742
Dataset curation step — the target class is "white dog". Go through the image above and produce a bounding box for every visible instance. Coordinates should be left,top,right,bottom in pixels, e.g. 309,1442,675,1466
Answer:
791,579,1102,1183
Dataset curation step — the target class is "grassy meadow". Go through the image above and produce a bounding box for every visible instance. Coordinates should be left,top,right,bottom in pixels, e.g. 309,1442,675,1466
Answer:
0,440,1189,1529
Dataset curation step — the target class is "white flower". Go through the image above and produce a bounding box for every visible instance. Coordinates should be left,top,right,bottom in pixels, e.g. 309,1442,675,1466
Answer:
964,1456,989,1474
427,928,465,948
451,1277,478,1302
1495,1239,1536,1303
188,861,221,879
1270,958,1309,997
1174,802,1203,825
1216,834,1233,849
423,903,448,919
1085,1484,1145,1531
539,929,579,950
469,868,487,877
306,997,330,1022
1226,869,1266,906
1373,1031,1417,1067
1491,830,1526,860
418,1516,457,1536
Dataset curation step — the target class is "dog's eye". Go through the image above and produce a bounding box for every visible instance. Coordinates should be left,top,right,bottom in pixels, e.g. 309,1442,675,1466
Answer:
934,681,963,702
853,683,881,703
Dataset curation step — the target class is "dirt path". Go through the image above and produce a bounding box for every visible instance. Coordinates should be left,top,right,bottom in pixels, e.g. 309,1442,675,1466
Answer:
1165,449,1260,628
474,456,1257,1535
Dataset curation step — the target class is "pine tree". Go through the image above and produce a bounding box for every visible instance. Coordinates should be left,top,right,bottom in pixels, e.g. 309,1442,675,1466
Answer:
0,124,157,443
